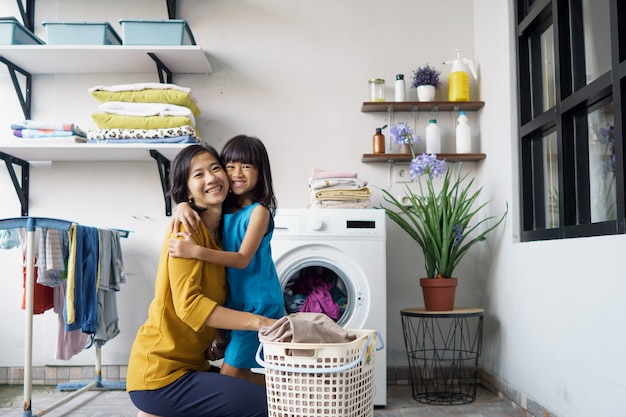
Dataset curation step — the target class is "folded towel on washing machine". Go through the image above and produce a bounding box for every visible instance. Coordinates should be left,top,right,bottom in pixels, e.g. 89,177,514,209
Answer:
258,312,356,344
310,199,371,209
310,168,358,180
315,187,371,201
309,177,368,191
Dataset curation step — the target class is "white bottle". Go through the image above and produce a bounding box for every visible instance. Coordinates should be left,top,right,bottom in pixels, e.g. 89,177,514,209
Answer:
425,119,441,154
456,111,472,153
394,74,406,102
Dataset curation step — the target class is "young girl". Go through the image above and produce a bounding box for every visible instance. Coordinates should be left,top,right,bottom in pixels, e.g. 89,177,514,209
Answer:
169,135,284,386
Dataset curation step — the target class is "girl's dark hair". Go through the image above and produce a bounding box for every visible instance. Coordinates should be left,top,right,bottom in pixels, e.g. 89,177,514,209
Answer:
169,144,224,205
220,135,277,213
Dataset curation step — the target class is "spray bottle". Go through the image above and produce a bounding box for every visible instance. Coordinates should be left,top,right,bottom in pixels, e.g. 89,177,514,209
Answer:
443,49,477,102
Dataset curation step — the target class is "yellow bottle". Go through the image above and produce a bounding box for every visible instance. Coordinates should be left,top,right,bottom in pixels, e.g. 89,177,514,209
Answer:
444,50,477,102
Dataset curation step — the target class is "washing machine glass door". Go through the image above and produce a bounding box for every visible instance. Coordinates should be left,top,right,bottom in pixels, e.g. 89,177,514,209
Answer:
274,244,370,329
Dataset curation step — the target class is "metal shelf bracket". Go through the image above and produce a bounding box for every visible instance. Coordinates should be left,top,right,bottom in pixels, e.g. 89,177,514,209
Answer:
0,56,32,120
0,151,30,216
149,149,173,216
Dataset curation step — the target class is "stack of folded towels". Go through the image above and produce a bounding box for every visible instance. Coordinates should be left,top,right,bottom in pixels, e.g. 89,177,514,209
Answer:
7,120,87,143
308,168,371,209
87,82,203,144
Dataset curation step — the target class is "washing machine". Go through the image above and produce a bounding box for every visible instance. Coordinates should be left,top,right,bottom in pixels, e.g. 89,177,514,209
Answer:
271,208,387,406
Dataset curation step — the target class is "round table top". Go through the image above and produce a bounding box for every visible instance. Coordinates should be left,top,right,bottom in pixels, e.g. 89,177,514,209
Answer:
400,307,485,317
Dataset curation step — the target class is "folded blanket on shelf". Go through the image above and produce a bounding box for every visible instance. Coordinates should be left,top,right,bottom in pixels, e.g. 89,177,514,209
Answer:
14,129,78,138
97,101,196,126
314,187,371,201
87,125,198,140
0,136,87,144
11,121,87,137
309,177,368,190
310,168,358,180
86,135,199,144
88,82,193,95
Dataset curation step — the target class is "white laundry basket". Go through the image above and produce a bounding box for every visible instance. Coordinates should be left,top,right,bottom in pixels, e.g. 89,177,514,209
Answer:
256,329,377,417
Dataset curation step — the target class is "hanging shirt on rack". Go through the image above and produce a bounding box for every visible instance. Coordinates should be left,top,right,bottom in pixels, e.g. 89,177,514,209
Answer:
94,229,126,345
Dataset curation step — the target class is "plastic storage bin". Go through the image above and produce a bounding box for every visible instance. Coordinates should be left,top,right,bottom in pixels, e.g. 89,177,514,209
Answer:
0,17,44,45
118,19,196,45
42,21,122,45
257,329,378,417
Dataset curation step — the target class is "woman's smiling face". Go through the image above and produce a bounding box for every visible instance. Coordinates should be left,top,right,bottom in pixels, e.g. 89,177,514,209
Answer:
187,151,229,209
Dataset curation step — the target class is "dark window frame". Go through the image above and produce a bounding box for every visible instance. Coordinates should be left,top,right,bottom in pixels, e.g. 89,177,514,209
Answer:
515,0,626,241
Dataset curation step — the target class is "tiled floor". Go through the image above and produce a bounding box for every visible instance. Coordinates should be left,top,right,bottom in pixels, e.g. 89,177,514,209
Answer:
0,383,526,417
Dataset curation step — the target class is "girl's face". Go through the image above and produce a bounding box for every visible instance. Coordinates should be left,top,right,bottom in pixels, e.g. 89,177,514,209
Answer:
225,161,259,197
187,151,229,209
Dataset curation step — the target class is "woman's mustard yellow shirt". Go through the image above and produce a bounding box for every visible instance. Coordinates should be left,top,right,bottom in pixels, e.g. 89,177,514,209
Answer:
126,224,227,391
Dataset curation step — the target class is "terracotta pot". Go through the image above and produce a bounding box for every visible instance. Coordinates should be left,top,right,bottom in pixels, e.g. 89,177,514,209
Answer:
419,277,458,311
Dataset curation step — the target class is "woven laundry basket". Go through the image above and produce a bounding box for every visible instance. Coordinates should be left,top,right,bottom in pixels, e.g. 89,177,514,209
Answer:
256,329,377,417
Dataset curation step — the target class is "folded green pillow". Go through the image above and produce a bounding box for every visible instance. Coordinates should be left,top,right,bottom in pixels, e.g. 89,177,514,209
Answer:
91,89,201,116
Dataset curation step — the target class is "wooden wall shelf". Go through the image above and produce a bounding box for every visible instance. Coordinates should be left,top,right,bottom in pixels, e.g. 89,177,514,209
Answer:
361,101,485,112
361,153,486,163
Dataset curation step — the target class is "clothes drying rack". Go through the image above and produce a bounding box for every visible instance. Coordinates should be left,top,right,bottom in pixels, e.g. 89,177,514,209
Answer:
0,216,129,417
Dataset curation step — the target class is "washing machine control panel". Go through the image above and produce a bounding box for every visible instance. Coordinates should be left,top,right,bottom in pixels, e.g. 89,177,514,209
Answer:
274,209,386,239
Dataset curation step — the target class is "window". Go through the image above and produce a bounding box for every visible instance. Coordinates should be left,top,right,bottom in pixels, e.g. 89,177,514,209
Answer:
515,0,625,241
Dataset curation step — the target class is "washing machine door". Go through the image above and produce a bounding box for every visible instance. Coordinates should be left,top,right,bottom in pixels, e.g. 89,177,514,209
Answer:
274,243,370,329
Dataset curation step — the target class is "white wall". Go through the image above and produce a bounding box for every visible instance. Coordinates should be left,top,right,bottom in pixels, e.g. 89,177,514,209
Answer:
0,1,624,416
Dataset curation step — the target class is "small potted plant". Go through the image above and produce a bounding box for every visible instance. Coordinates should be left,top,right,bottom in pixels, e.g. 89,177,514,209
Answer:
411,64,441,102
390,122,420,154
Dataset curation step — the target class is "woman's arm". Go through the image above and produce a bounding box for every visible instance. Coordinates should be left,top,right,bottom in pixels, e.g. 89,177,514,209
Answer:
169,205,270,269
205,305,275,330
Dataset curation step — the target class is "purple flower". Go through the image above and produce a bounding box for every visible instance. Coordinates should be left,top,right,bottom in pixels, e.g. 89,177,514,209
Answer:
597,123,614,145
452,224,463,246
411,64,442,89
409,153,447,180
390,122,417,146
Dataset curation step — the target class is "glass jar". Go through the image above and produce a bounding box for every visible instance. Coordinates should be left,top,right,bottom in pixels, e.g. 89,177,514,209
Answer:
369,78,385,102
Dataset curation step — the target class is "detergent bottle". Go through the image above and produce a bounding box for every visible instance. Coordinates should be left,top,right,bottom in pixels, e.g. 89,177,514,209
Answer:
444,50,477,102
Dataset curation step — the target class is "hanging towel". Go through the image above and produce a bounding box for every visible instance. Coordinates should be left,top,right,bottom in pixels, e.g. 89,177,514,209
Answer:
64,225,100,334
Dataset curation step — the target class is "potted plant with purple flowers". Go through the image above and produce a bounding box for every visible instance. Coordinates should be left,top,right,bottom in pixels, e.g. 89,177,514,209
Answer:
411,64,441,102
390,122,420,154
379,153,507,310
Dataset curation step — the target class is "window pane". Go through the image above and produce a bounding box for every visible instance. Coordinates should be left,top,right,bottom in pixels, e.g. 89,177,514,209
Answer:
581,0,611,84
588,103,615,222
543,131,559,228
539,25,556,111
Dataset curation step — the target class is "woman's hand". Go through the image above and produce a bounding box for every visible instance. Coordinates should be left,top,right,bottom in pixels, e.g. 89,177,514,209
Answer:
170,202,201,234
168,232,198,259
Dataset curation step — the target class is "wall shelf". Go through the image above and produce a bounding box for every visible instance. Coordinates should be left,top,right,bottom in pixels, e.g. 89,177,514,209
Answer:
361,101,485,113
0,143,190,216
0,45,212,75
361,153,486,163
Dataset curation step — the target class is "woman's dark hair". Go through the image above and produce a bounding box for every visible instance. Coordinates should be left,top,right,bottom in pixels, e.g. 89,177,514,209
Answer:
220,135,277,213
169,144,224,205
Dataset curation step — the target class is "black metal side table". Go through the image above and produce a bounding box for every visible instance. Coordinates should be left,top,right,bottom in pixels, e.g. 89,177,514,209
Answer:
400,307,484,405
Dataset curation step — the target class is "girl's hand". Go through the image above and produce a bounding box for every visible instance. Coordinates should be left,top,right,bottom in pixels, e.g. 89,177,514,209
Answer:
168,232,198,258
170,202,201,234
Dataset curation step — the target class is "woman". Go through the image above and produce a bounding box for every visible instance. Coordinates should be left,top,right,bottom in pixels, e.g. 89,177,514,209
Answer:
127,144,275,417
